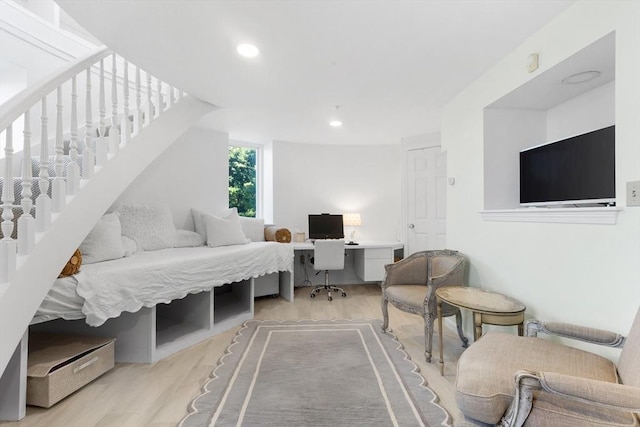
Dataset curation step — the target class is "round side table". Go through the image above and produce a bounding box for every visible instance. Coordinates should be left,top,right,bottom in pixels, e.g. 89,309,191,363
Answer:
435,286,526,375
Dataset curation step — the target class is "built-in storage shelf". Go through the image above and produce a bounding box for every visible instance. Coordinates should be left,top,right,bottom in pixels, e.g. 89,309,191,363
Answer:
480,207,621,225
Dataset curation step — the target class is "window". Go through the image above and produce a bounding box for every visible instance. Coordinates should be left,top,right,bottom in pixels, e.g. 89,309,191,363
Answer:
228,145,258,217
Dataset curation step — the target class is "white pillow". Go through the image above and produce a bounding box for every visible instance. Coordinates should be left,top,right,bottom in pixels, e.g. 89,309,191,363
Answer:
118,203,176,251
239,216,265,242
191,207,238,241
203,212,250,247
175,229,205,247
191,208,206,240
121,235,138,257
80,213,126,264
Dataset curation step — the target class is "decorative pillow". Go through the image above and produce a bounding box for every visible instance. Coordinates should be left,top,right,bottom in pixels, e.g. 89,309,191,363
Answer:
264,226,292,243
239,216,265,242
59,249,82,277
122,236,138,257
203,212,250,248
191,207,238,241
79,212,126,264
191,208,206,240
118,203,176,251
175,229,205,247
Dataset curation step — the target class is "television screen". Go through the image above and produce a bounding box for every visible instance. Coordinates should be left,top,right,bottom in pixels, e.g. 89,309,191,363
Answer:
308,214,344,239
519,125,615,206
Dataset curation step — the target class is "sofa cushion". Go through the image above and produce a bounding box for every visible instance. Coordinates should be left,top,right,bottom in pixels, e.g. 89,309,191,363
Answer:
79,213,126,264
174,229,205,247
239,216,265,242
118,203,176,251
455,332,620,424
203,211,250,247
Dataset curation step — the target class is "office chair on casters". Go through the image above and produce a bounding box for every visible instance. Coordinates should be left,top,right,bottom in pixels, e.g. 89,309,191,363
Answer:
310,239,346,301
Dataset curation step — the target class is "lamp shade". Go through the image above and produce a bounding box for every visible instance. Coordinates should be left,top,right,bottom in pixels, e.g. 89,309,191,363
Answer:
343,213,362,227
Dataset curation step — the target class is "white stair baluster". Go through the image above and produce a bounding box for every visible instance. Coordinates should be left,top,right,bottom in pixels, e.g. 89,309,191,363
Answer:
51,87,66,212
82,67,95,178
109,53,120,155
1,124,16,282
146,72,153,125
169,86,176,108
121,59,131,146
95,59,108,166
134,66,142,135
156,79,163,116
35,97,51,232
18,111,35,255
67,75,80,195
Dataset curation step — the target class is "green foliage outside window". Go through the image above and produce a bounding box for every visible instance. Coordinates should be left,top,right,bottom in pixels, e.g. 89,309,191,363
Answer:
228,146,257,217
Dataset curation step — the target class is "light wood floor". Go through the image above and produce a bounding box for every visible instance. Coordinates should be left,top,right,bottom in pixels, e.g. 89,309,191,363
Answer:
2,284,470,426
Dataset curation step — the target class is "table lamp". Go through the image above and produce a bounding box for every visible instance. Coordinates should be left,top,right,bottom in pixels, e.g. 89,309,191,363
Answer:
343,213,361,245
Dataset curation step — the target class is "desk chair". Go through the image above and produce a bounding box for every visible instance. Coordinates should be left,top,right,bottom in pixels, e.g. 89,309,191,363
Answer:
311,239,346,301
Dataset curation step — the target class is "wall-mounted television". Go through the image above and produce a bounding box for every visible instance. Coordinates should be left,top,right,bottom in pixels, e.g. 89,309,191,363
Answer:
519,125,615,207
308,214,344,239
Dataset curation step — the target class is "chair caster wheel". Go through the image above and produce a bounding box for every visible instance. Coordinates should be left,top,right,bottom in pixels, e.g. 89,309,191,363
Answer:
310,293,316,298
342,292,347,297
328,297,333,301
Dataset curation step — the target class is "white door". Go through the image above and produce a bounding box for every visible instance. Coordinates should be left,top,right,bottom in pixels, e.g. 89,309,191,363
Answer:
406,147,447,254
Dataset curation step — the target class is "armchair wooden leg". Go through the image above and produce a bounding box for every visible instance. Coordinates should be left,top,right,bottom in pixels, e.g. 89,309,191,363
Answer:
424,313,436,363
381,298,389,332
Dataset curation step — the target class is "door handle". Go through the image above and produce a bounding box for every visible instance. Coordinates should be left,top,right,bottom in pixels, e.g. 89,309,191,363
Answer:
408,224,415,229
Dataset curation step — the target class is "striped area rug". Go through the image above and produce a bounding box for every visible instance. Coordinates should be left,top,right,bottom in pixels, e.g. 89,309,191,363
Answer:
180,319,451,427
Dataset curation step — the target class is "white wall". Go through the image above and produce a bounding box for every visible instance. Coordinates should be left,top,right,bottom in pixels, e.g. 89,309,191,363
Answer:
546,80,615,140
114,126,229,230
442,1,640,359
272,140,402,241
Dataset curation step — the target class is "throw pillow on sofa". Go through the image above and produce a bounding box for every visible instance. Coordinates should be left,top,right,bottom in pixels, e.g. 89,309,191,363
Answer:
239,216,265,242
203,211,250,247
175,229,205,247
79,212,126,264
117,203,176,251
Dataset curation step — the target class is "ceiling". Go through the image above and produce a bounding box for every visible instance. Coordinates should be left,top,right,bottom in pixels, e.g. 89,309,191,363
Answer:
56,0,573,145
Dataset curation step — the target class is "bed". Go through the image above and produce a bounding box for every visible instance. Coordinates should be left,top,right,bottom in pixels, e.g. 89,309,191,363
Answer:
34,242,293,326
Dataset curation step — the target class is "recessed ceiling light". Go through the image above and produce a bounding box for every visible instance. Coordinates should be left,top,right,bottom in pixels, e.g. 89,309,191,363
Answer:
329,120,342,127
561,70,601,85
237,43,259,58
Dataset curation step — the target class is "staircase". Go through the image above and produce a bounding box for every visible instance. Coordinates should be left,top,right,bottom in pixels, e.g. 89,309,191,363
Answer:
0,45,216,418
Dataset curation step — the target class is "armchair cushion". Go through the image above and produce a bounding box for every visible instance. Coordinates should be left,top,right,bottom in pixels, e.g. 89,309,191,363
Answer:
384,285,427,311
456,332,619,424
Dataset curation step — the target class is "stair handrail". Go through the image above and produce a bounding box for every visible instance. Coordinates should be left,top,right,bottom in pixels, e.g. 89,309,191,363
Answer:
0,46,111,132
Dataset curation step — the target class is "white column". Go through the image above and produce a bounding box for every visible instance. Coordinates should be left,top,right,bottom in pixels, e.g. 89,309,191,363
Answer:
0,331,28,420
67,75,81,195
51,86,66,212
18,111,35,255
1,124,17,282
35,97,51,232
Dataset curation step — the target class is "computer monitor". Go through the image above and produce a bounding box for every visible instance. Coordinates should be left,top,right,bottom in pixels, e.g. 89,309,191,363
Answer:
308,214,344,240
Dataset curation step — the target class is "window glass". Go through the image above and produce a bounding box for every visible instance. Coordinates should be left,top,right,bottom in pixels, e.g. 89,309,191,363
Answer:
228,146,257,217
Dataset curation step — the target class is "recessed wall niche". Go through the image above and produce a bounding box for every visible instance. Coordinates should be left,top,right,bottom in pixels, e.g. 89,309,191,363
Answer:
482,32,616,223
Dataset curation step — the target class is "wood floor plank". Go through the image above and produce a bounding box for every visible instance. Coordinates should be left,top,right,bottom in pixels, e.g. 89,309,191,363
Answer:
1,284,471,426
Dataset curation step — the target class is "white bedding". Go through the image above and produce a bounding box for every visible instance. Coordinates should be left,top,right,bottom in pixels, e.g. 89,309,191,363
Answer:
34,242,293,327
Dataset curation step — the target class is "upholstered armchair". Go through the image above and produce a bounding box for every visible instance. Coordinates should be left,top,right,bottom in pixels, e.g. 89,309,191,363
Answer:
455,307,640,426
381,250,468,363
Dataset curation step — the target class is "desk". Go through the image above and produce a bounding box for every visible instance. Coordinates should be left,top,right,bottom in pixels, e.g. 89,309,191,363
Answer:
435,286,526,375
291,241,403,283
